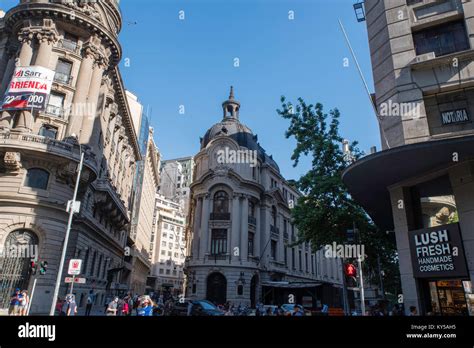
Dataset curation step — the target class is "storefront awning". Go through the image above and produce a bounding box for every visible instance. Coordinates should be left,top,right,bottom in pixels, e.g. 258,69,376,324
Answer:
342,135,474,231
261,281,322,289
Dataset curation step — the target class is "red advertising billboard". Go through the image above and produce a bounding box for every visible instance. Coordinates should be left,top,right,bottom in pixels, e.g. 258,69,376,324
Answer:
1,66,55,111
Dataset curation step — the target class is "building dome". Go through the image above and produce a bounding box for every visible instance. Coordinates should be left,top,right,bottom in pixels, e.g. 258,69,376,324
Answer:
200,87,280,172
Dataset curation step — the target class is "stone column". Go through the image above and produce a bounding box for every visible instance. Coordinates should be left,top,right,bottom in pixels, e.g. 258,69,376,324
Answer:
79,56,106,149
66,40,98,137
254,203,261,260
240,195,249,262
199,195,210,260
35,27,58,67
192,197,202,259
449,163,474,298
263,205,272,266
230,194,241,262
0,48,17,129
390,186,423,315
12,28,34,132
278,214,284,263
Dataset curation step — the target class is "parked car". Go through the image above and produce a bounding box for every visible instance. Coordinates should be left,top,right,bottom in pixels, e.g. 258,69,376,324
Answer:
170,300,224,316
281,304,311,316
262,305,279,315
190,300,224,316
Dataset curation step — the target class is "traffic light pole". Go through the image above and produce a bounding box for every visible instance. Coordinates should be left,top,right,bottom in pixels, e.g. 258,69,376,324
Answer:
49,152,84,316
353,221,366,316
341,258,350,315
357,254,366,316
26,277,37,316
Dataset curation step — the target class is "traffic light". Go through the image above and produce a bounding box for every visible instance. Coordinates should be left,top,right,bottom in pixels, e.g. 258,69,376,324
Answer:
39,261,48,275
30,260,37,275
344,263,358,288
345,263,357,277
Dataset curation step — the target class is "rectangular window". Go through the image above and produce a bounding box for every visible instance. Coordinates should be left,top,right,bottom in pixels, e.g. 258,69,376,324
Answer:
305,253,308,271
161,250,166,255
39,124,58,139
62,32,78,52
413,20,469,57
299,251,302,271
210,229,227,255
46,92,65,117
248,233,254,257
284,247,287,265
159,268,164,274
271,240,277,260
166,269,170,275
292,248,295,270
54,59,73,84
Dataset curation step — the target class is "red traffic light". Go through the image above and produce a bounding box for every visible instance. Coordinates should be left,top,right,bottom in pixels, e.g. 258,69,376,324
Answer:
345,263,357,277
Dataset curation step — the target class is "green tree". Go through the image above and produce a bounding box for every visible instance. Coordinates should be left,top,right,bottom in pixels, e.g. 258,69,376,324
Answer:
277,96,400,298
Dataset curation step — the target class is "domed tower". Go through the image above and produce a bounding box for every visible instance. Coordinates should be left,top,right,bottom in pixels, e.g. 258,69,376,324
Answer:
0,0,141,313
185,88,324,308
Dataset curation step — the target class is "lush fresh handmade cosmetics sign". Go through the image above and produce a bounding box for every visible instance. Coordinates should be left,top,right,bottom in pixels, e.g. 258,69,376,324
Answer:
1,65,55,111
409,223,468,278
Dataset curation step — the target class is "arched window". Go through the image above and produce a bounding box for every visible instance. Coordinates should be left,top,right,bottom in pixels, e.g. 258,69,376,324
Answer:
213,191,229,213
25,168,49,190
0,230,38,308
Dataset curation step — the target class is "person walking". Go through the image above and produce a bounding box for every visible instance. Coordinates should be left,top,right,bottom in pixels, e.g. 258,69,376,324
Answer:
63,295,77,316
19,290,29,316
292,305,304,317
409,306,418,316
8,289,21,316
85,290,94,316
106,297,119,316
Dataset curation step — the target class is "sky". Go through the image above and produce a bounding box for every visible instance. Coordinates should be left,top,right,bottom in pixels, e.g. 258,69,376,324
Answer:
0,0,380,181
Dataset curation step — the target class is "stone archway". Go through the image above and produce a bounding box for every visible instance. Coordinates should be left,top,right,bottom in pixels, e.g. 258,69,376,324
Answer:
0,229,38,309
206,272,227,305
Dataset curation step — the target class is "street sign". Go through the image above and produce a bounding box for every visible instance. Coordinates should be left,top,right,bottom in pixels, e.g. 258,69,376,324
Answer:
68,259,82,275
65,277,86,284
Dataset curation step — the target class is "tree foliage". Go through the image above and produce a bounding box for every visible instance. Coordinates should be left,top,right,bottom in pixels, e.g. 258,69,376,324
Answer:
277,96,400,297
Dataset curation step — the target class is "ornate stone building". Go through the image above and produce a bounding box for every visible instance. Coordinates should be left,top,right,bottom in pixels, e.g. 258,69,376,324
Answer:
185,88,343,308
127,128,160,295
0,0,141,313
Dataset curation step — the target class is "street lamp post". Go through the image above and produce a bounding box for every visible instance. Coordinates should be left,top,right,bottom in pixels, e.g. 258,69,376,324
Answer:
49,151,84,316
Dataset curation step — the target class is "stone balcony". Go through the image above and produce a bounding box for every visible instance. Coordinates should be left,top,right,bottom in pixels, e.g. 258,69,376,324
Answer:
0,131,98,179
92,178,129,228
269,260,287,274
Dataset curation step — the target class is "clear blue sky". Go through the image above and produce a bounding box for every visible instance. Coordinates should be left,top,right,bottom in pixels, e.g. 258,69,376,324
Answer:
1,0,380,181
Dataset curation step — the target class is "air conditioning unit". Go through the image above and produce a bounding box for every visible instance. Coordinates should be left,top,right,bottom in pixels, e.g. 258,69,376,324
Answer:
413,52,436,64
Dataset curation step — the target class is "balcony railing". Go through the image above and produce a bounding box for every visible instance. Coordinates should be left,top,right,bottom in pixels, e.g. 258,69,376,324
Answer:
270,225,279,234
283,232,289,240
207,254,229,263
210,212,230,221
58,39,79,54
248,216,257,225
44,104,65,118
54,72,73,86
0,132,97,169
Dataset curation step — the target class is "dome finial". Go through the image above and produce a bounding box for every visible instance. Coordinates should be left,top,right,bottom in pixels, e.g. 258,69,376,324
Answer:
222,86,240,120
